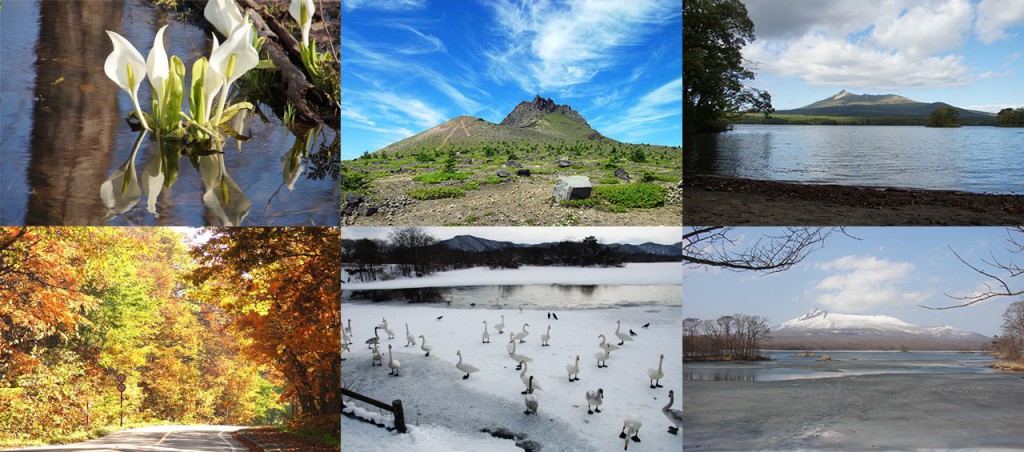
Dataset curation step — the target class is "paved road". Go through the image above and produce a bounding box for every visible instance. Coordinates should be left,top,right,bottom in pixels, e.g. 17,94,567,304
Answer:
9,425,247,451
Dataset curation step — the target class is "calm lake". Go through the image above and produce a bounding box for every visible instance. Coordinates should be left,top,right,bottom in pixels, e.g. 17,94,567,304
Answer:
685,124,1024,194
685,351,996,382
0,0,339,226
343,284,682,309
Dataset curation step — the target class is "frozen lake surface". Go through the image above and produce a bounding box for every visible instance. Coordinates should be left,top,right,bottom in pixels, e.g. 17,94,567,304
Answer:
684,352,1024,450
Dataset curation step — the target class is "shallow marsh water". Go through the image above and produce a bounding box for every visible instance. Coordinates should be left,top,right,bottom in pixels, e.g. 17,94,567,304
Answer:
685,351,996,382
1,0,339,226
686,124,1024,194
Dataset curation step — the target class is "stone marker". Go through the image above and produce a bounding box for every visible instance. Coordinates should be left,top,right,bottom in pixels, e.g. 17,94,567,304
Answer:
553,176,592,202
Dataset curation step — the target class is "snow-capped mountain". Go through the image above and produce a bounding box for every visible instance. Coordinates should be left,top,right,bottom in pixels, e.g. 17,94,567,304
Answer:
773,307,988,340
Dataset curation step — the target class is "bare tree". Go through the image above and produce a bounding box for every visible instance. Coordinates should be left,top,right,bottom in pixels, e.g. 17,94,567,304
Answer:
683,227,844,273
930,227,1024,309
999,301,1024,362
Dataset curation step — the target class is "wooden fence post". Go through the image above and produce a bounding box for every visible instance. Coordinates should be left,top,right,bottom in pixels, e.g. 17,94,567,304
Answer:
392,399,406,433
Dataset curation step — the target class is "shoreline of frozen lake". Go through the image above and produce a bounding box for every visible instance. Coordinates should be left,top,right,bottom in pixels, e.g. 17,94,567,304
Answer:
342,262,682,289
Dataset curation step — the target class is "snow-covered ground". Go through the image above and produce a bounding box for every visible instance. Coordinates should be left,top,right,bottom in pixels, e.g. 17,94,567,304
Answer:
341,302,682,451
343,262,682,289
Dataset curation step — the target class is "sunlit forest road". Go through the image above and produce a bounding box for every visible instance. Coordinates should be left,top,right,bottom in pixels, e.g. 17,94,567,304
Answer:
9,425,245,451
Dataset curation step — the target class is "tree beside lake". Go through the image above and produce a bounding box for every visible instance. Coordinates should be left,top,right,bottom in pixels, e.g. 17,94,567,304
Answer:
996,108,1024,127
925,106,962,128
683,0,773,134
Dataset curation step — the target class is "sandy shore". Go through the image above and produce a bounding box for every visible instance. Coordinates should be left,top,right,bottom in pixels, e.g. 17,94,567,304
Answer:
684,175,1024,225
684,372,1024,450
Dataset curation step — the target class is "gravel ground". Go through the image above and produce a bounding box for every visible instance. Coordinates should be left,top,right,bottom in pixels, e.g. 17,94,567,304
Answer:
344,174,681,226
684,175,1024,226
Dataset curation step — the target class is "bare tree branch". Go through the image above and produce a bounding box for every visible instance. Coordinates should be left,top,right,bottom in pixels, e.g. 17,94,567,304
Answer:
683,227,849,274
928,227,1024,309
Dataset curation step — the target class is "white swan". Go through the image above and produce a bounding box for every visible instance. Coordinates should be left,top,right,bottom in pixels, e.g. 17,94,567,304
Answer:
344,319,352,337
494,315,505,334
599,334,620,352
371,342,382,366
405,323,416,347
663,390,683,435
566,355,580,382
524,376,538,415
387,344,401,376
513,323,530,343
648,354,664,388
455,350,479,379
482,320,491,343
518,360,542,394
509,340,532,370
585,388,603,414
342,328,351,345
365,327,381,349
506,332,516,355
383,320,395,340
341,342,350,361
620,414,642,450
540,325,551,346
595,347,611,368
418,335,432,357
375,318,387,329
615,320,634,346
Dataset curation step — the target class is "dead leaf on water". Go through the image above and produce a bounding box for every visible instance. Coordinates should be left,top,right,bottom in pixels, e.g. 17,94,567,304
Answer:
79,83,93,93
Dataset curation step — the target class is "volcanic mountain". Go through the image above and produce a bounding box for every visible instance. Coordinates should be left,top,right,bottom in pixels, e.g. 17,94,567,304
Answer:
776,90,996,121
374,96,613,155
766,307,991,350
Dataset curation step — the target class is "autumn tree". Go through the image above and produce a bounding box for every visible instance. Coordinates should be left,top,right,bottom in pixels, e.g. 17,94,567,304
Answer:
188,227,341,435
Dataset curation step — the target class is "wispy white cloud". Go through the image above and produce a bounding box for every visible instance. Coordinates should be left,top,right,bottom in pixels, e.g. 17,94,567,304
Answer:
485,0,678,92
366,90,445,128
975,0,1024,44
342,0,427,11
812,255,929,312
1005,51,1021,67
345,38,482,113
388,23,447,54
962,103,1021,113
596,77,681,140
744,34,972,90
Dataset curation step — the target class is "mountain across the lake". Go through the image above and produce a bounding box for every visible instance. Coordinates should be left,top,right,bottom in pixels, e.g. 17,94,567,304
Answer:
775,90,996,121
374,96,613,154
766,307,991,350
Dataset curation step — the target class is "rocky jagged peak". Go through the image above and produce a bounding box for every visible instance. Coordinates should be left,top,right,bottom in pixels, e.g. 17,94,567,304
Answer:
798,307,827,321
832,89,851,99
500,95,591,129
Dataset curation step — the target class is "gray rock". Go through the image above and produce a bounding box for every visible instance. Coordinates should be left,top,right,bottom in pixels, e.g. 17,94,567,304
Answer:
359,205,378,216
614,167,630,180
517,169,532,177
505,160,523,169
497,169,512,178
553,176,592,202
344,193,364,206
555,157,572,168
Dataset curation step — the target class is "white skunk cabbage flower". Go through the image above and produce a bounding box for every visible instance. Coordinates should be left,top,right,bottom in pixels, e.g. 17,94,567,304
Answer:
204,0,245,38
104,30,150,130
289,0,315,47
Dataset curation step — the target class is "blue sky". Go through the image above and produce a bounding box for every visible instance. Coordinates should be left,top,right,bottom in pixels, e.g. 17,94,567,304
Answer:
740,0,1024,111
684,227,1024,337
340,0,682,160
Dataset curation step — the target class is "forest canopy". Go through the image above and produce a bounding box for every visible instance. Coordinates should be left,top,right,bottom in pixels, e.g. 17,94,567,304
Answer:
0,227,339,446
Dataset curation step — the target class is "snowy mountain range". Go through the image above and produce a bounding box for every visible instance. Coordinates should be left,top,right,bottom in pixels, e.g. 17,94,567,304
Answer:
773,307,988,341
